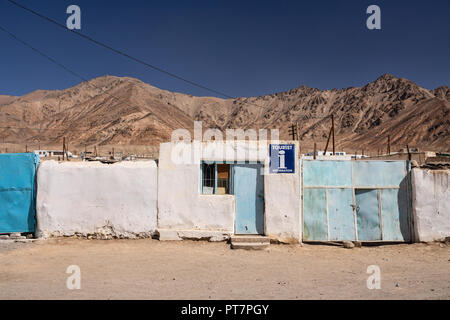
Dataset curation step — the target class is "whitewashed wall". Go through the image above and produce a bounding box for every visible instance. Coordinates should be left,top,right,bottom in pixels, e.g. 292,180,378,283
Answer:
264,144,301,243
157,141,301,242
412,168,450,242
36,160,157,238
157,142,236,240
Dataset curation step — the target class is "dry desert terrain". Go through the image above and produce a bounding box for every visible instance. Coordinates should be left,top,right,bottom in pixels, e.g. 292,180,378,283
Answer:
0,238,449,300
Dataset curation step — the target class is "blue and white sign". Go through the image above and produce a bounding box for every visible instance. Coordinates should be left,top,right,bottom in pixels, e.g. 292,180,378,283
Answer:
269,144,295,173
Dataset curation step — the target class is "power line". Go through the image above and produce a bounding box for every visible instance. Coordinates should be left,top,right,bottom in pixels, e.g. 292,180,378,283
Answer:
0,10,327,140
6,0,234,99
0,25,88,82
0,23,151,135
4,0,334,117
0,23,326,123
0,23,134,117
6,0,327,116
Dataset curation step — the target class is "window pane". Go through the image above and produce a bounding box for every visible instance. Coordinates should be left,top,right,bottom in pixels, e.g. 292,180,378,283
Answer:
202,163,215,194
217,164,230,194
201,163,231,195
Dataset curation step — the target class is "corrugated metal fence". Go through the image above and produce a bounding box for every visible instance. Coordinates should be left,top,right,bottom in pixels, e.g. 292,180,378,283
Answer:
0,153,39,233
302,160,412,242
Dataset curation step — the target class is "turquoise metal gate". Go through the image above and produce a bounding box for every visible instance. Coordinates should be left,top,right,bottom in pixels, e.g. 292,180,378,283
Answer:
0,153,39,233
302,160,412,242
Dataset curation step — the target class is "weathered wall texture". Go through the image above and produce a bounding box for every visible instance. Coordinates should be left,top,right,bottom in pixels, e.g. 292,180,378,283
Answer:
157,142,235,240
411,168,450,242
264,144,301,243
157,141,301,242
36,160,157,238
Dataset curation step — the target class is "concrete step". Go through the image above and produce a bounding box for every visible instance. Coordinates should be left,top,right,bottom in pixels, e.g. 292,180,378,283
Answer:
230,242,270,250
231,235,270,244
230,235,270,250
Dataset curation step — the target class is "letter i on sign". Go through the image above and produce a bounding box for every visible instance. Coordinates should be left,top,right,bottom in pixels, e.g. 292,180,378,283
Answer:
278,150,286,169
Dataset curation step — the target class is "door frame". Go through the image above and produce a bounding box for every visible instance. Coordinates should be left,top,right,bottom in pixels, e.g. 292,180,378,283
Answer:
233,162,265,235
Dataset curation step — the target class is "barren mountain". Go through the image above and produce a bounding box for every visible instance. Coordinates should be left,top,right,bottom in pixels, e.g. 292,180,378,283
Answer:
0,95,16,106
0,74,448,153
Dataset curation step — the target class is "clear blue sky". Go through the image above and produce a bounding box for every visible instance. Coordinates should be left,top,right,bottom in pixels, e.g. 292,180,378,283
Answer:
1,0,449,97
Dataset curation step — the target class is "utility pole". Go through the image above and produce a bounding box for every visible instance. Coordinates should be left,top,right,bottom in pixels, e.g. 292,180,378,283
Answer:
66,139,70,161
331,114,335,155
323,127,332,156
323,115,335,156
62,137,66,161
313,142,317,160
288,124,297,141
387,135,391,155
296,122,300,141
406,145,411,161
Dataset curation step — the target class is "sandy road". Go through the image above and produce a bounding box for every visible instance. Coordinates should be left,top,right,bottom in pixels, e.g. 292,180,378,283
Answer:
0,238,449,300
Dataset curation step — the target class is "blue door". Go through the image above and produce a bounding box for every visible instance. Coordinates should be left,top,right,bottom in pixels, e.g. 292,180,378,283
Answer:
234,164,264,234
0,153,39,233
380,189,410,241
355,189,381,241
328,188,356,241
303,188,327,240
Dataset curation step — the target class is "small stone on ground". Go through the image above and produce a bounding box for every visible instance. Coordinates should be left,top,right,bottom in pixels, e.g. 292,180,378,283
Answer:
342,241,355,249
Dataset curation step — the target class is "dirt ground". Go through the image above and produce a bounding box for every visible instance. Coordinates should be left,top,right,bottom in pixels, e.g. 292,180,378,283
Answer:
0,238,449,300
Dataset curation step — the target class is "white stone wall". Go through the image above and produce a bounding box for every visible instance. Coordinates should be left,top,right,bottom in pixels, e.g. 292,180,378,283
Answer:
412,168,450,242
36,160,157,238
157,142,235,238
157,141,301,242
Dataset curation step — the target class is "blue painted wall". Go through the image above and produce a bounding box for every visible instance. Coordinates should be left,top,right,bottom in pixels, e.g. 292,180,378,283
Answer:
0,153,39,233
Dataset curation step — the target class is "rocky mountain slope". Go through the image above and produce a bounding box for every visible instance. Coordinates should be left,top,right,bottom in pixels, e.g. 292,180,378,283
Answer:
0,74,448,152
